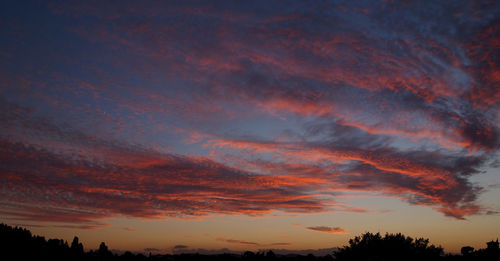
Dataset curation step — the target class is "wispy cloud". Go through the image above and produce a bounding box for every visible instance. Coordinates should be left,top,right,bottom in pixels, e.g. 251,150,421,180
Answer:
216,237,291,247
306,226,348,235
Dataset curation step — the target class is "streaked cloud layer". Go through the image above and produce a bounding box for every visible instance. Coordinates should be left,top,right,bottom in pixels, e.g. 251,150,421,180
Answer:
0,0,499,233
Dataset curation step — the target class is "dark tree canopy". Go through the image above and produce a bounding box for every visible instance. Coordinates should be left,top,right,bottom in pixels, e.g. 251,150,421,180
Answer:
71,236,85,256
461,246,474,256
334,232,443,261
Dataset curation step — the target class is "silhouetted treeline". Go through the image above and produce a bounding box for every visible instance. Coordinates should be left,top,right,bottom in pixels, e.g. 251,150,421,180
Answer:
333,232,499,261
1,223,498,261
334,232,443,261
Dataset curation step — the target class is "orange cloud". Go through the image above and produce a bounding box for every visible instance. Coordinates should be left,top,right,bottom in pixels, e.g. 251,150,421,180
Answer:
306,226,348,234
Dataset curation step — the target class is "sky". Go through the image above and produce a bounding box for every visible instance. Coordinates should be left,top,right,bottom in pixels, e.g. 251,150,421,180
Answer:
0,0,499,255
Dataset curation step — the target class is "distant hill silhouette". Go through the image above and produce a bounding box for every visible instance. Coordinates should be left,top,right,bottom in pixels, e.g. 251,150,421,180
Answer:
0,223,498,260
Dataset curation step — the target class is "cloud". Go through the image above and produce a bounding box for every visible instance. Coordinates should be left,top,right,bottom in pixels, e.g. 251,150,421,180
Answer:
217,238,259,246
0,0,499,226
205,134,485,218
0,105,334,224
306,226,348,235
216,237,291,247
10,223,105,230
268,242,291,246
0,100,492,221
0,137,328,224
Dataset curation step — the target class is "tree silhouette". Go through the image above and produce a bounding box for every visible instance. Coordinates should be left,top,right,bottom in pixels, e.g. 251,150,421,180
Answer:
461,246,474,256
242,251,256,260
486,239,499,251
484,239,500,260
71,236,84,256
265,250,276,260
98,241,113,259
334,232,443,261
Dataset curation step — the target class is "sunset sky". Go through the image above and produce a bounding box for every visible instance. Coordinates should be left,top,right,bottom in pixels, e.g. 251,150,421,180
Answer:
1,0,499,255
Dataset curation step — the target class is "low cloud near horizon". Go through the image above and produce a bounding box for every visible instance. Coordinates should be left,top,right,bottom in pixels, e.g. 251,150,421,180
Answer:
216,237,291,247
306,226,348,235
